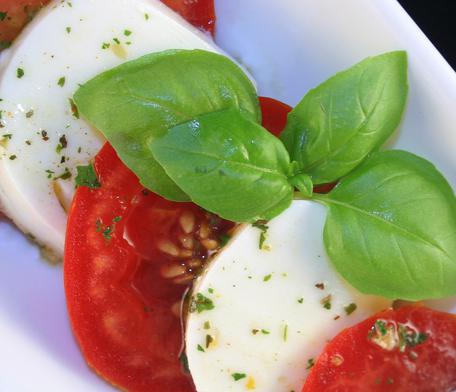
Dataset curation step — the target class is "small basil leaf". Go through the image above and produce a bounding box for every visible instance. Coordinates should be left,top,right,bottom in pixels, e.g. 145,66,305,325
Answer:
317,150,456,300
150,109,294,222
74,49,261,201
289,173,313,197
75,164,100,189
281,51,408,184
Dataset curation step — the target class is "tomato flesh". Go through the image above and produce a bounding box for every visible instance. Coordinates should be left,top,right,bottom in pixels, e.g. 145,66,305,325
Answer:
303,305,456,392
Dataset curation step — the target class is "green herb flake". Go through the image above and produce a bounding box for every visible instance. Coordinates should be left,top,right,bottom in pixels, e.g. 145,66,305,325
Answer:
203,321,211,330
205,334,214,348
124,29,132,36
25,109,34,118
197,344,205,352
321,295,332,310
75,163,101,188
113,37,120,44
375,320,388,336
231,373,247,381
190,293,215,314
297,297,304,304
58,76,66,87
144,13,149,20
9,154,17,160
66,26,71,33
17,68,24,79
45,169,55,179
0,12,7,21
219,233,231,247
283,324,289,342
208,288,214,294
398,323,428,352
344,303,357,315
179,351,189,373
261,329,270,335
101,42,110,50
263,274,272,282
0,41,11,50
68,98,79,118
306,358,315,370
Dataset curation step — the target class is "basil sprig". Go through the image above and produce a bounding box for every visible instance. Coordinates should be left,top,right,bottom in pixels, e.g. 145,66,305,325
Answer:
281,51,408,184
315,150,456,300
74,50,456,300
74,50,260,201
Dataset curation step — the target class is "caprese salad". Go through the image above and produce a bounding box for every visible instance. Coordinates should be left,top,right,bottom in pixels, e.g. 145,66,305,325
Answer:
0,1,455,392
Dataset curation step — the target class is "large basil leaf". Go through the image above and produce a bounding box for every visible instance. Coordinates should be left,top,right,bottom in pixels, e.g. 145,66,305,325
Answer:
316,150,456,300
74,50,261,201
150,109,294,222
281,51,408,184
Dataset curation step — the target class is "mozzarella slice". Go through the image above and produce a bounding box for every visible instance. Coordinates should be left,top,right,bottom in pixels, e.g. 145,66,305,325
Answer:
0,0,222,258
186,200,391,392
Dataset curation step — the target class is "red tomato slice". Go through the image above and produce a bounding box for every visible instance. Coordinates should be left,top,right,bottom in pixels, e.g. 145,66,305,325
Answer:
258,96,292,137
303,305,456,392
65,97,289,391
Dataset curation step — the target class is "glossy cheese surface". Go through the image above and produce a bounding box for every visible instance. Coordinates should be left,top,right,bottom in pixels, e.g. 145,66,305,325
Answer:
186,200,391,392
0,0,220,257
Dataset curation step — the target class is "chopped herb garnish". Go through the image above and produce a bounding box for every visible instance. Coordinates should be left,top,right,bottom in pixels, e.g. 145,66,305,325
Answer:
41,130,49,141
113,216,122,223
0,12,7,21
283,324,288,342
261,329,270,335
344,303,357,315
398,323,428,352
208,288,214,294
124,29,132,36
113,37,120,44
45,169,55,179
263,274,272,282
306,358,315,370
101,42,110,50
252,329,259,335
95,216,121,241
58,76,66,87
9,154,17,160
75,163,101,188
203,321,211,330
53,167,71,180
0,41,11,50
17,68,25,79
315,282,325,290
386,377,394,385
219,233,231,246
2,133,12,139
25,109,34,118
69,98,79,118
297,297,304,304
144,13,149,20
321,294,332,310
232,373,246,381
66,26,71,33
197,344,205,352
179,351,189,373
25,140,32,146
375,320,388,336
190,293,215,313
205,334,214,348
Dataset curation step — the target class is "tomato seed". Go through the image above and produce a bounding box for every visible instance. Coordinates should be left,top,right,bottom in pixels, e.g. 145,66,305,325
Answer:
198,222,211,239
171,301,181,318
179,211,195,234
201,238,219,250
179,249,193,259
161,263,186,279
157,239,180,257
186,259,202,268
179,234,194,250
173,273,194,285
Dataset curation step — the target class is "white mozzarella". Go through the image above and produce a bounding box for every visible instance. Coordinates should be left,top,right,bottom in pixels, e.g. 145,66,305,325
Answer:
0,0,222,258
186,200,391,392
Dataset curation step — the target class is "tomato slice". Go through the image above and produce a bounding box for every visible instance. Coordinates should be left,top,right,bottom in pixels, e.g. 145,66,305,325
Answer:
303,305,456,392
65,97,290,391
0,0,215,48
258,96,292,137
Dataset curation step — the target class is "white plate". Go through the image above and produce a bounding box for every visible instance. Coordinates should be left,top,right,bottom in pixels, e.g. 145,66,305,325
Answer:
0,0,455,390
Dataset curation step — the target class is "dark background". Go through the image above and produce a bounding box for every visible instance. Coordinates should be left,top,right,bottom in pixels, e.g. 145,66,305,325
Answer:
398,0,455,69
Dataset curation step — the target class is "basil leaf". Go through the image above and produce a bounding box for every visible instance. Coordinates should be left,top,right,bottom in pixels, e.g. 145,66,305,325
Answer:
74,49,260,201
150,109,294,222
75,164,100,189
281,51,408,184
316,150,456,300
289,173,313,197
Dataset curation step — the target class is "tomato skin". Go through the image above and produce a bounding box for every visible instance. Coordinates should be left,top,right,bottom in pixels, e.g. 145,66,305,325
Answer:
303,306,456,392
155,0,215,35
258,96,292,137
